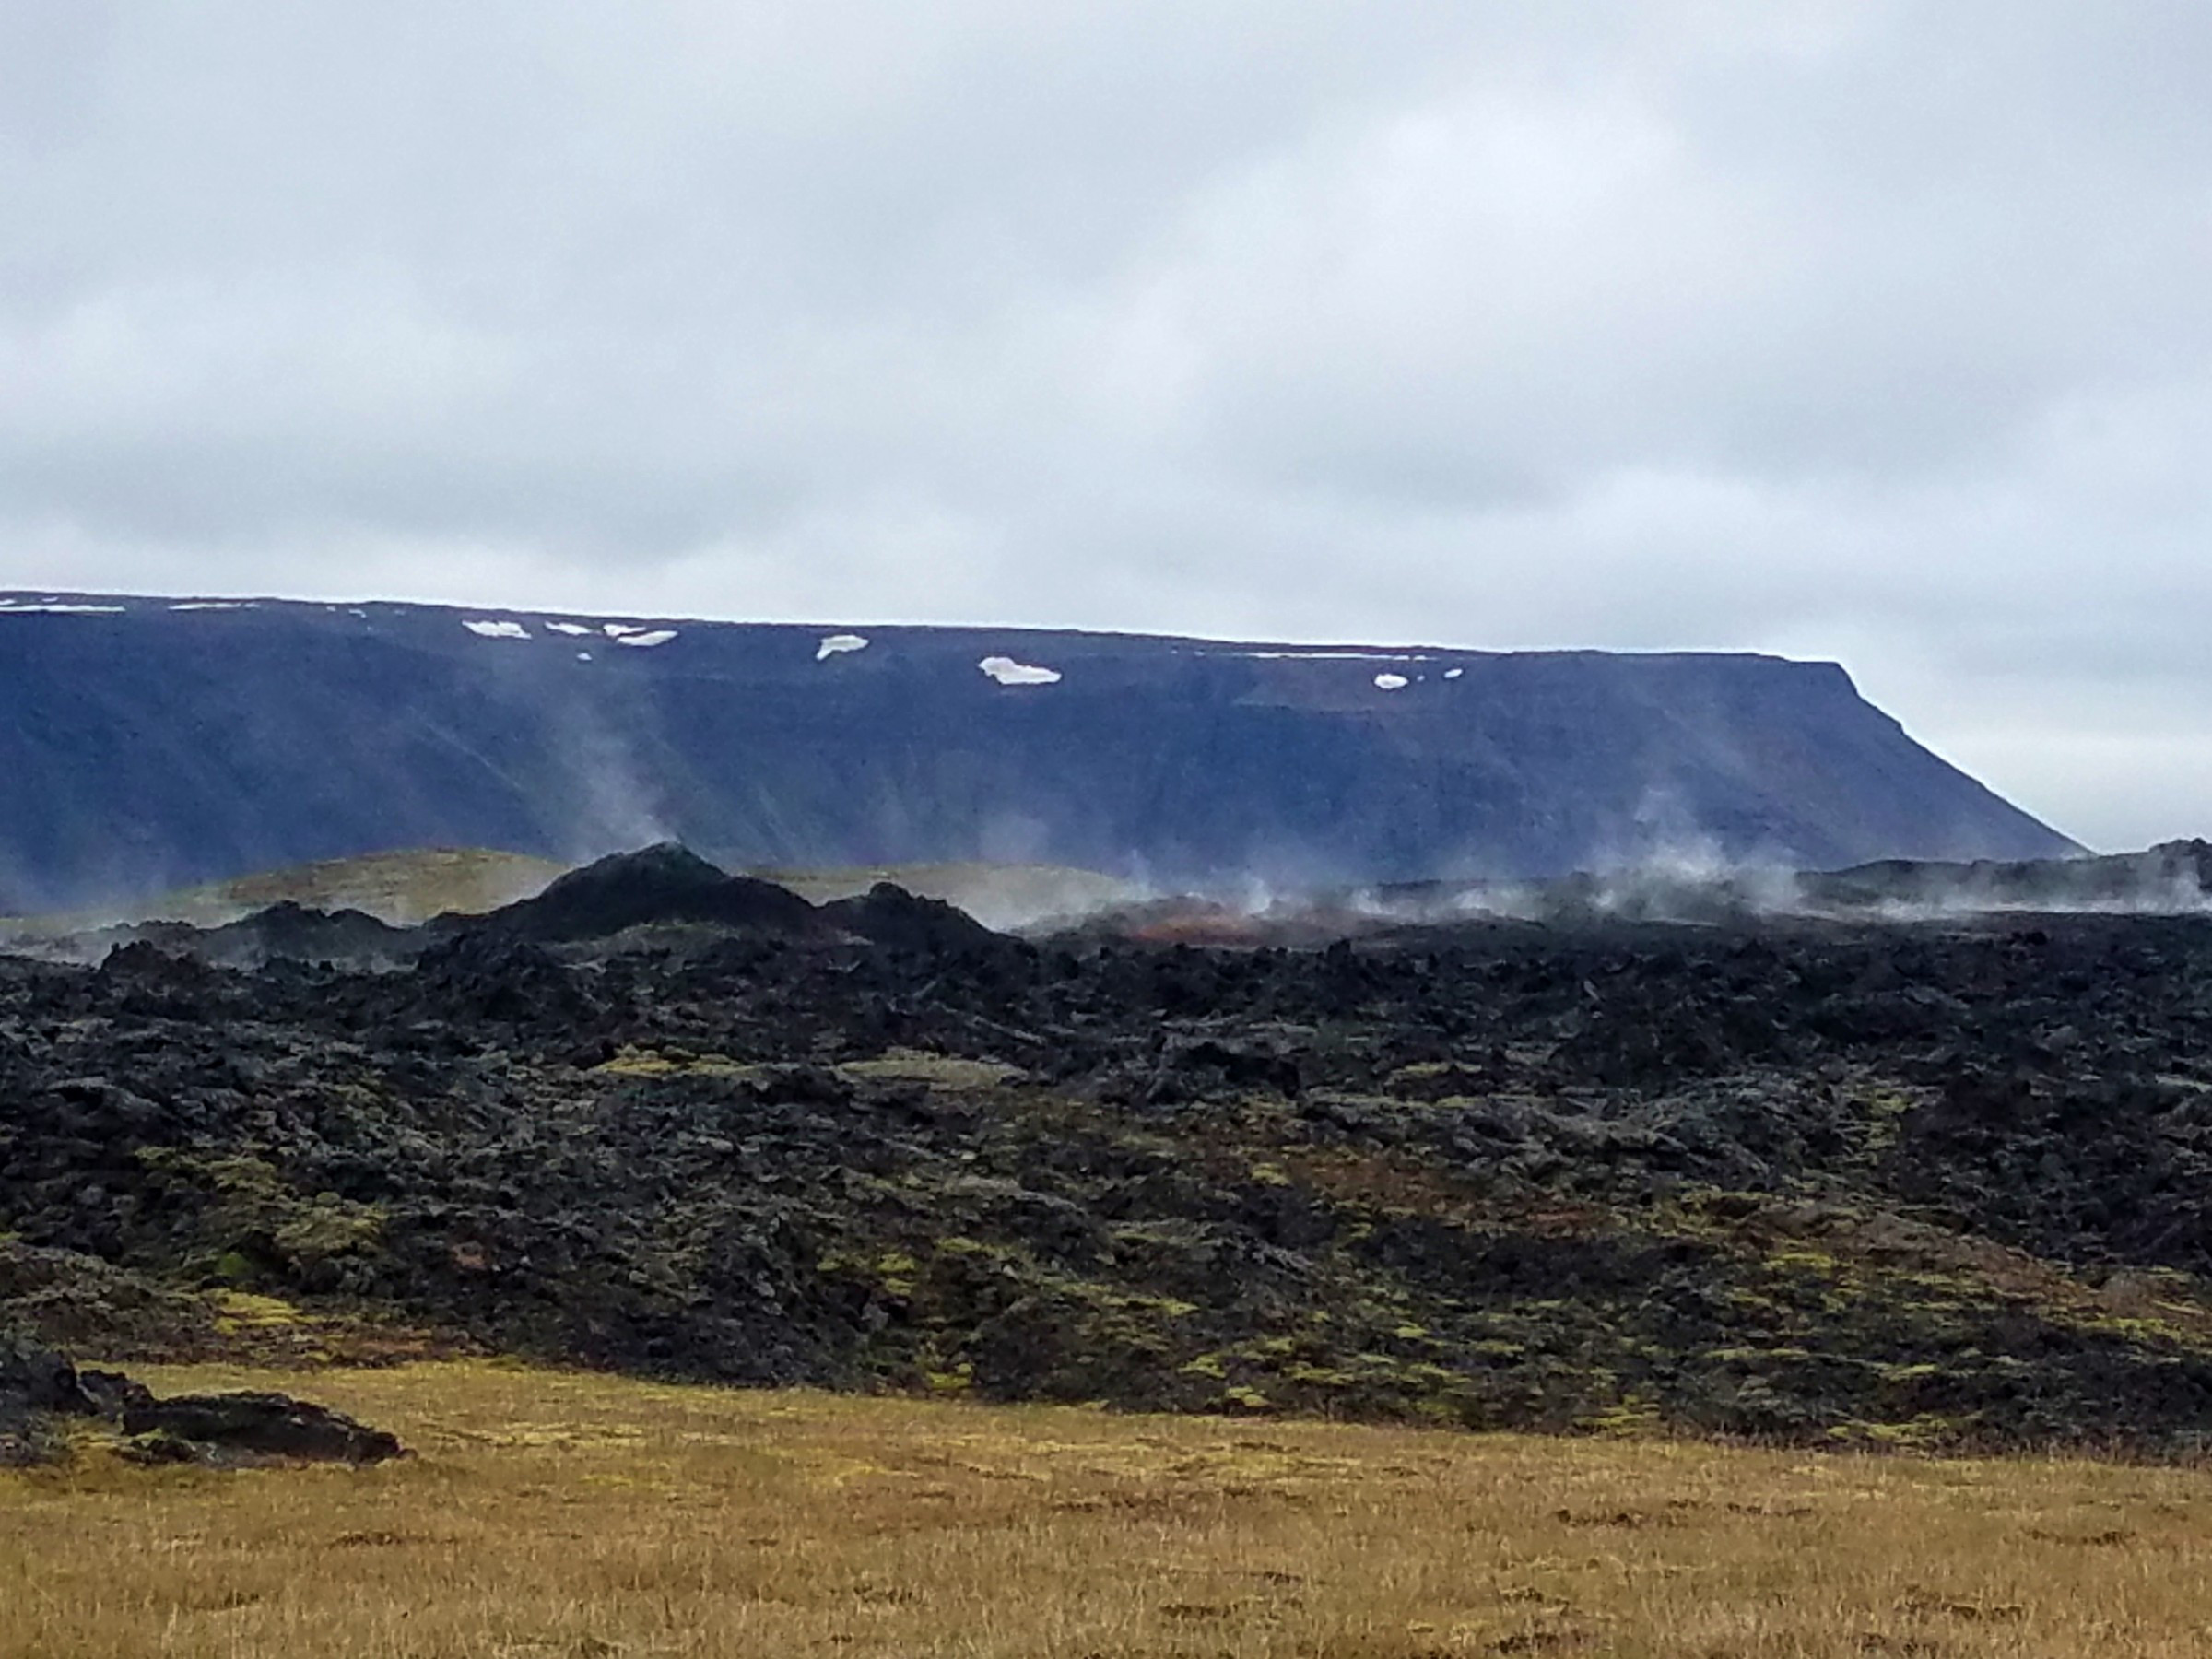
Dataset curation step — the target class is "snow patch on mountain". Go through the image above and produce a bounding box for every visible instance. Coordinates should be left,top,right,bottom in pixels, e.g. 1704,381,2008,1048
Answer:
980,655,1062,687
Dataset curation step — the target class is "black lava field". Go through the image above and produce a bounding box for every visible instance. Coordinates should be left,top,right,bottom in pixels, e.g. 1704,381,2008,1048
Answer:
8,849,2212,1455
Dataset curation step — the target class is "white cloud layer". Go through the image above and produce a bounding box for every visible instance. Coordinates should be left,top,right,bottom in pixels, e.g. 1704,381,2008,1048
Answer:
5,1,2212,848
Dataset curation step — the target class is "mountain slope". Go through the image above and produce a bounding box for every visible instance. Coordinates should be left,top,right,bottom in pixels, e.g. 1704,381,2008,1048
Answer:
0,593,2075,912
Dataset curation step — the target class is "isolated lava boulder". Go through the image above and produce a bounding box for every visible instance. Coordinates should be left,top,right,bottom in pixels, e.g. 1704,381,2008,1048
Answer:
121,1391,403,1465
0,1329,98,1465
2,1330,92,1411
4,1324,404,1468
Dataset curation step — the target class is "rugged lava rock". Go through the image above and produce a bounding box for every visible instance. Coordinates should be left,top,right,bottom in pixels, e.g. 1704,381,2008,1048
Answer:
821,881,1009,956
117,1390,402,1465
0,1328,90,1465
8,895,2212,1454
0,1329,401,1467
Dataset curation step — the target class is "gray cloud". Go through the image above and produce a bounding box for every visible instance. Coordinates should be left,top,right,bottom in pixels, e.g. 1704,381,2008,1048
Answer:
5,0,2211,849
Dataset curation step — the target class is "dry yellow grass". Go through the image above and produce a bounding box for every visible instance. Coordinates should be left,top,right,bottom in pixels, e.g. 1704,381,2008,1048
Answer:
6,1360,2212,1657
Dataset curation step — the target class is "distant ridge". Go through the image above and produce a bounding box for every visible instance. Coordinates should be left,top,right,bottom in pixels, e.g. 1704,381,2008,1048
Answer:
0,848,562,936
0,593,2076,912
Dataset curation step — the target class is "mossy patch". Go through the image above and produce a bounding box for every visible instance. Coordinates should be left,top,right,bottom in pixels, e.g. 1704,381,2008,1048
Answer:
594,1047,762,1079
838,1050,1024,1089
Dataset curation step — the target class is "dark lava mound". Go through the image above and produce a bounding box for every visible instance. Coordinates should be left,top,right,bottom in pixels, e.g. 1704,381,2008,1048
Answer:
465,842,825,943
821,882,1006,955
203,901,411,966
1806,838,2212,913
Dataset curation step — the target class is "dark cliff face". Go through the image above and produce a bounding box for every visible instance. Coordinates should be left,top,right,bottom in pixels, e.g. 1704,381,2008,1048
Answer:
0,594,2075,911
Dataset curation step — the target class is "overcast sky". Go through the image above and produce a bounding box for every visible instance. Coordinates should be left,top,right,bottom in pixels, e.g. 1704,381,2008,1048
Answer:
4,2,2209,850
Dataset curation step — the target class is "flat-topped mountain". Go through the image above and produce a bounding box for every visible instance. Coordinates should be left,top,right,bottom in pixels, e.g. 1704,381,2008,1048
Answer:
0,593,2074,912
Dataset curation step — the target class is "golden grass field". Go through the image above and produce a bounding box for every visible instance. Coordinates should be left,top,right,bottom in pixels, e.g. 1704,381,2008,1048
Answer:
6,1361,2212,1657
